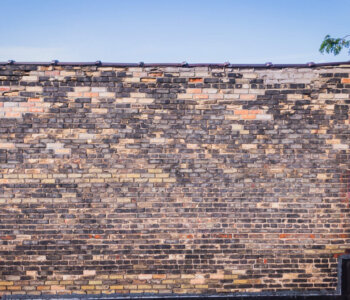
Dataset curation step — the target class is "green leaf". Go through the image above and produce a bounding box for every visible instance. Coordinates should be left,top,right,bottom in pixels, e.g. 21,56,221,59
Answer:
319,34,350,56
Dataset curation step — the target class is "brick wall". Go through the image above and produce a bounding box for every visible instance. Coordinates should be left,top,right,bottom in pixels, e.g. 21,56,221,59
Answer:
0,63,350,297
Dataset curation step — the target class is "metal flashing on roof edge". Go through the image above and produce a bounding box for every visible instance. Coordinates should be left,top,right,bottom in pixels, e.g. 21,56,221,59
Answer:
0,61,350,68
2,255,349,300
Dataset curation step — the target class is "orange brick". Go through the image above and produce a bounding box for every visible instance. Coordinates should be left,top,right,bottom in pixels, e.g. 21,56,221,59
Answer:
213,234,232,239
152,274,166,279
45,71,60,76
210,273,224,279
141,78,156,83
189,78,203,83
190,278,205,285
334,253,346,258
149,72,163,77
0,235,15,240
37,286,50,290
84,92,99,97
341,78,350,84
240,94,256,100
51,285,65,290
5,112,21,118
234,110,249,115
187,89,202,94
7,286,21,290
0,143,15,149
193,94,209,99
19,102,35,107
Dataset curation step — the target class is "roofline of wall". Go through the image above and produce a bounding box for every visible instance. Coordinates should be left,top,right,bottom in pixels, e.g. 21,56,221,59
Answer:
1,61,350,68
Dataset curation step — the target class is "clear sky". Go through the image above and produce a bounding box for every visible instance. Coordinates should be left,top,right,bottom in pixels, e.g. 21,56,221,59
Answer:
0,0,349,63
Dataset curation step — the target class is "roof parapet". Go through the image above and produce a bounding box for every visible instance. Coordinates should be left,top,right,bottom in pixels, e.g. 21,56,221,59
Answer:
0,61,349,68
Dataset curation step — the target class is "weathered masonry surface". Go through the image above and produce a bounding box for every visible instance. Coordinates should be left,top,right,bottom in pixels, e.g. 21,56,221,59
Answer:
0,63,350,298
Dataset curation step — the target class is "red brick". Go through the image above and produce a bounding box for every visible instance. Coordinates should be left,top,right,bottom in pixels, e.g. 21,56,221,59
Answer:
189,78,203,83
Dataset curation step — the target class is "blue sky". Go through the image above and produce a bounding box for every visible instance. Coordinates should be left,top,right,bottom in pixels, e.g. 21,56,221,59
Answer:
0,0,349,63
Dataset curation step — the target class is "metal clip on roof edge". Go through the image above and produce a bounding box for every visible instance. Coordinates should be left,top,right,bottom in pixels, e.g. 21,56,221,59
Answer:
95,61,102,66
182,61,189,67
265,62,273,67
139,61,145,67
51,60,59,66
7,60,15,65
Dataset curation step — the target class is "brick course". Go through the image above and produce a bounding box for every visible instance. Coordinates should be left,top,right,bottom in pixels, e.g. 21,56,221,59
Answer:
0,63,350,296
